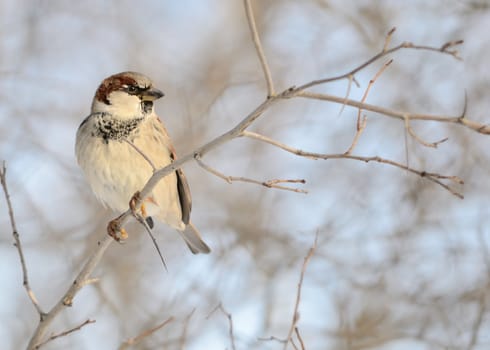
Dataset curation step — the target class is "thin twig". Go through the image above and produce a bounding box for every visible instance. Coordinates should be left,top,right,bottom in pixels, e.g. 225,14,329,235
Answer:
0,162,45,317
362,59,393,108
244,0,275,96
133,213,167,271
382,27,397,52
258,335,287,343
467,294,485,350
345,59,393,154
242,130,464,198
242,131,320,160
283,233,318,350
477,229,490,279
119,316,174,350
404,114,449,148
344,115,367,155
27,235,113,349
296,38,463,91
404,119,410,167
298,90,490,135
458,117,490,134
337,74,355,118
294,327,306,350
207,303,237,350
290,337,300,350
36,319,96,349
195,156,307,193
178,308,196,350
124,140,157,171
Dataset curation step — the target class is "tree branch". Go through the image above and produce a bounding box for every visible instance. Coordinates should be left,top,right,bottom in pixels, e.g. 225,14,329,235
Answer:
27,236,113,349
36,319,95,349
404,114,448,148
298,90,490,135
196,157,307,193
244,0,275,97
207,303,237,350
178,308,195,350
345,59,393,154
0,162,45,317
296,27,463,91
119,316,174,350
294,327,306,350
283,234,317,350
242,131,464,198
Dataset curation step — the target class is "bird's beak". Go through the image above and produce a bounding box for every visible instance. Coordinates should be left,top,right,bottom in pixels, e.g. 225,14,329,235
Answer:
140,88,164,101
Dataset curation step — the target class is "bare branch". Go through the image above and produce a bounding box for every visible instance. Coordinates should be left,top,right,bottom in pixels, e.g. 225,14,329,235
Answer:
36,319,95,349
195,156,307,193
290,338,300,350
124,139,157,171
27,236,113,349
383,27,397,52
178,308,195,350
337,74,356,118
244,0,275,96
298,90,490,135
294,327,306,350
207,303,237,350
296,38,463,91
404,114,449,148
258,335,287,344
241,131,320,160
242,131,464,198
132,211,167,271
459,117,490,134
344,115,367,155
119,316,174,350
345,59,393,154
467,294,485,350
283,233,318,350
0,162,45,317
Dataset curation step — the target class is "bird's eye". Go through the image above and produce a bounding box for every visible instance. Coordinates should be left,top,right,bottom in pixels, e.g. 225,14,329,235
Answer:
127,85,138,94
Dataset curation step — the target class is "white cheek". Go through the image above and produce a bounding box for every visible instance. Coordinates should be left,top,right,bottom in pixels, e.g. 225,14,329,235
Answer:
99,91,142,119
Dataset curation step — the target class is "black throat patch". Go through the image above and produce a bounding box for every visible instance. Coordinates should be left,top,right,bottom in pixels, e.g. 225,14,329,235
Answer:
93,113,144,143
141,101,153,114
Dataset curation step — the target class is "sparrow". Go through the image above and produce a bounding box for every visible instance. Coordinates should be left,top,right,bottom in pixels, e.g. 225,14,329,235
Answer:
75,71,210,254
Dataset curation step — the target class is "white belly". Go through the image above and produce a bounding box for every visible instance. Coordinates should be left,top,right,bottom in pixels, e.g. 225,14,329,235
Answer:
75,118,184,229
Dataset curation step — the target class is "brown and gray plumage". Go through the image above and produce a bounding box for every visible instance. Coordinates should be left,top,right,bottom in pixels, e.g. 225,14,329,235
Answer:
75,71,210,254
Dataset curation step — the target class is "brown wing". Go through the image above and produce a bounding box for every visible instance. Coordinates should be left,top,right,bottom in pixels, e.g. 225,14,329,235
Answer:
169,149,192,225
155,117,192,225
176,167,192,224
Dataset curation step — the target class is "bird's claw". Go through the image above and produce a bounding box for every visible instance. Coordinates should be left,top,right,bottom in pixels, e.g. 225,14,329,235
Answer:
129,191,148,220
129,191,141,214
107,219,128,242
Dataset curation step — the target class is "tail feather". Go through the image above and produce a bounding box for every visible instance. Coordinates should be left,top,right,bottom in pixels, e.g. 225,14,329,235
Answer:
179,222,211,254
145,216,154,229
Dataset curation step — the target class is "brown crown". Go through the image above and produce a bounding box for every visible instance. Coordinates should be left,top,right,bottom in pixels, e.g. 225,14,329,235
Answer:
94,73,138,105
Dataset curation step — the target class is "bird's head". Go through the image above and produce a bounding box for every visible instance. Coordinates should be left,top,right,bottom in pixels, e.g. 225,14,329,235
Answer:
91,71,164,119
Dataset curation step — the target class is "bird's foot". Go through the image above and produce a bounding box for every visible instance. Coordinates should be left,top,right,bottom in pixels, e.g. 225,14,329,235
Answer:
107,216,128,242
129,191,148,216
129,191,151,225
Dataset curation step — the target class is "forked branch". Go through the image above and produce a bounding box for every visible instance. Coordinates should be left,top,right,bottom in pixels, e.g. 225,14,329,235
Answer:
195,156,307,193
0,163,45,317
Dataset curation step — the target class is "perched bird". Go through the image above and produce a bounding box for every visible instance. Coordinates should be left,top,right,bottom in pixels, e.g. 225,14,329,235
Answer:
75,71,210,254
